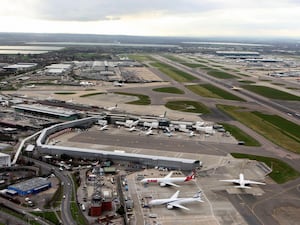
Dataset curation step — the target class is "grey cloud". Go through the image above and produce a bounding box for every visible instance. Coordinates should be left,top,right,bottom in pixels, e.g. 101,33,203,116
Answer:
34,0,220,21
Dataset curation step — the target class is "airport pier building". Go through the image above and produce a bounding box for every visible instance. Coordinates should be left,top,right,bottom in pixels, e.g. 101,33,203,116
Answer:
36,117,201,171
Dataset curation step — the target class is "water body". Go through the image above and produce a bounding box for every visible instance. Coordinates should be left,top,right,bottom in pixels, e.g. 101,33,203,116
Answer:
0,45,63,54
182,41,271,47
27,41,179,48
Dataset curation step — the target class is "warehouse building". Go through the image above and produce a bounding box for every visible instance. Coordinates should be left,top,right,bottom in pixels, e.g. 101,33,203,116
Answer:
7,177,51,196
0,152,11,167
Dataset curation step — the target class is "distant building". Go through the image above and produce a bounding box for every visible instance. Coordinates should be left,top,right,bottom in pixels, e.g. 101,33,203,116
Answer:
8,177,51,196
45,63,72,75
3,63,37,72
216,51,260,58
0,152,11,167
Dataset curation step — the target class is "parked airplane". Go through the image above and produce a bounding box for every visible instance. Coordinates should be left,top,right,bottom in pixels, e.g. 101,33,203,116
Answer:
127,126,137,132
26,84,36,88
105,104,118,111
219,173,265,189
141,171,195,187
98,125,109,131
144,127,154,136
148,190,203,210
113,81,124,87
188,131,196,137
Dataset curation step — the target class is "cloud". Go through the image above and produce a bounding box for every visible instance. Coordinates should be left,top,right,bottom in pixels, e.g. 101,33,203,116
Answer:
27,0,220,21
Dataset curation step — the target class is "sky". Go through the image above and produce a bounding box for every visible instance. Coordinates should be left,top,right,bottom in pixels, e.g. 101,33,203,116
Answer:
1,0,300,38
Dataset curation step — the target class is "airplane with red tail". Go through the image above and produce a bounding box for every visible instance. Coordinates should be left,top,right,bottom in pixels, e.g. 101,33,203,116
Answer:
140,171,195,187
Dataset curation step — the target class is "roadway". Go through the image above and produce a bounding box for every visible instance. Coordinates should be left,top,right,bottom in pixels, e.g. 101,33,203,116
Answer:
24,157,76,225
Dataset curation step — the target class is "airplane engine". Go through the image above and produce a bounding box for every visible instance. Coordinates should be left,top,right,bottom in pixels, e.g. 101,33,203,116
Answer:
167,204,173,209
160,183,166,187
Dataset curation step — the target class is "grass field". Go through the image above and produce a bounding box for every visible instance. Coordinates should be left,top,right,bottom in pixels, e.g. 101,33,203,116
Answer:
238,80,256,84
32,211,60,224
242,85,300,100
207,70,237,79
165,100,210,114
231,153,300,183
115,92,151,105
150,62,197,82
153,87,184,94
127,54,154,62
186,84,245,101
164,55,186,63
221,123,260,146
217,105,300,153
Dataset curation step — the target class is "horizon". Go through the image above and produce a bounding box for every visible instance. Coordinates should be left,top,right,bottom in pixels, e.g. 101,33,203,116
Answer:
1,1,300,39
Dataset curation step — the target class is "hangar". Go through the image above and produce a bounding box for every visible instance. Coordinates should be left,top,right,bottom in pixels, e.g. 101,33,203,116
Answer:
7,177,51,196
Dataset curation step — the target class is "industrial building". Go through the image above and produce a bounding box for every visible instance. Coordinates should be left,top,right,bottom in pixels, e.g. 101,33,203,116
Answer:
7,177,51,196
0,152,11,167
13,104,80,120
45,63,72,75
3,63,37,72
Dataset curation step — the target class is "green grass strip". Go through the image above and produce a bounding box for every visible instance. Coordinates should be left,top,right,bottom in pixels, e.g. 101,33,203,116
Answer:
153,87,184,94
242,85,300,100
231,153,300,183
186,84,245,101
165,100,210,114
217,105,300,153
150,62,197,82
221,123,260,146
207,70,237,79
32,211,60,225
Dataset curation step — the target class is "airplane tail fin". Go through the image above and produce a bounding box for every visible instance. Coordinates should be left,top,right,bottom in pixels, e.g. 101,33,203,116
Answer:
193,191,203,201
184,170,195,182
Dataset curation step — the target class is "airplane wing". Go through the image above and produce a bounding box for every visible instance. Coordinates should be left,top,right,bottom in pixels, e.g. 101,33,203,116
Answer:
164,171,174,179
164,182,180,187
168,202,190,211
219,179,240,184
170,190,180,199
245,180,265,185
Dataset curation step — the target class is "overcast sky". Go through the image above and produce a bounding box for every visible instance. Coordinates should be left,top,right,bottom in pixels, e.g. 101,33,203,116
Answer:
1,0,300,38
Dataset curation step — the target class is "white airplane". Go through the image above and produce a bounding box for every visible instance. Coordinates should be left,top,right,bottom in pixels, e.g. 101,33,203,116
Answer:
188,131,196,137
26,84,36,88
165,132,175,137
113,81,124,87
127,126,137,132
105,104,118,111
219,173,266,189
144,127,154,136
141,171,195,187
98,125,109,131
148,190,203,210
